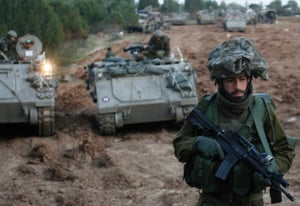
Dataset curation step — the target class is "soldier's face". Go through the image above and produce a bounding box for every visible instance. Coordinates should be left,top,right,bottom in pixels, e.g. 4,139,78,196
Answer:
222,76,249,98
9,36,16,41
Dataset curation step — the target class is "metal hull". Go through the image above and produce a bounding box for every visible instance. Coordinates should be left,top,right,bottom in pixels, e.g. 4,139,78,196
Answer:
225,20,246,32
86,57,199,135
0,61,56,136
96,75,197,125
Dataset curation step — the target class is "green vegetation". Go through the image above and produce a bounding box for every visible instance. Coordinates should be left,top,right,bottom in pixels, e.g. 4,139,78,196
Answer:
0,0,138,64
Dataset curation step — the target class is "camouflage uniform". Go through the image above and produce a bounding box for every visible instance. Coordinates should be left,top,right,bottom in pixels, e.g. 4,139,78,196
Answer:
173,37,295,206
105,47,115,58
0,30,18,60
145,30,170,58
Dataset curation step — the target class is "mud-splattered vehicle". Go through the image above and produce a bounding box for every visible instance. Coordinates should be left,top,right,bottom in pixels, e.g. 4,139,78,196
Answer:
85,43,198,135
0,34,57,136
257,9,277,24
223,9,246,32
171,12,189,25
196,9,216,25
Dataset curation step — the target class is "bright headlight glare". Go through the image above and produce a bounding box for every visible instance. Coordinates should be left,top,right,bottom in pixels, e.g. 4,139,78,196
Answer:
41,61,53,77
97,72,103,78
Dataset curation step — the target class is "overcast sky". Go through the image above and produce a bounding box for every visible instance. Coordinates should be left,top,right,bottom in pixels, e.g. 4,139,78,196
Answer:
158,0,298,6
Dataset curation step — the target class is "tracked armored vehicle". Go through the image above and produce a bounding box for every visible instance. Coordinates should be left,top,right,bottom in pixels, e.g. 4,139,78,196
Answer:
0,34,57,136
85,43,198,135
223,9,246,32
257,9,276,24
196,10,216,25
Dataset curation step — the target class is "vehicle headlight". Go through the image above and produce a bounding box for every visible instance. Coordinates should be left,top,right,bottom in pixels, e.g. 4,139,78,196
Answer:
97,72,103,79
40,61,53,78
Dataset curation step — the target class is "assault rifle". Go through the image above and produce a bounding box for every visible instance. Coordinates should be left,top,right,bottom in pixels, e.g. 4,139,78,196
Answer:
186,107,295,203
123,43,149,53
123,43,149,61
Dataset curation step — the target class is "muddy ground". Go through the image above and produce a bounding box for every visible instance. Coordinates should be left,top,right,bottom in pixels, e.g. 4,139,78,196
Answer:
0,17,299,206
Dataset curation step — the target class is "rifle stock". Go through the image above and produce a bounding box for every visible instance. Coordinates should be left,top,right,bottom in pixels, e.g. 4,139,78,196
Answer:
186,108,295,202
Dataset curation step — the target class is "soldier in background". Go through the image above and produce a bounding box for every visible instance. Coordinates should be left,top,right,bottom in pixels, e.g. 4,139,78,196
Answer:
173,37,295,206
144,29,170,59
0,30,18,60
105,47,115,58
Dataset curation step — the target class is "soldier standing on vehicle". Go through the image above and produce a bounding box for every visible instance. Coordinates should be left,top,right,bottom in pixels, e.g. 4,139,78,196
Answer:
0,30,18,60
173,37,295,206
144,29,170,59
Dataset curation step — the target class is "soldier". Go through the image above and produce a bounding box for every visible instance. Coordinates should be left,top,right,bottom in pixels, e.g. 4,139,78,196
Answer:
0,30,18,60
144,29,170,59
105,47,115,58
173,37,295,206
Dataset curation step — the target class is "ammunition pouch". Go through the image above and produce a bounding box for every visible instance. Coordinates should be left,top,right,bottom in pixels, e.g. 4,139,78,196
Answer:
184,155,260,195
232,161,254,195
184,155,226,193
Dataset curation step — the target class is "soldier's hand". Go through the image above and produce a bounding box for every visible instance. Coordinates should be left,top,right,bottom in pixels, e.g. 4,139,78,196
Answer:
252,172,271,191
195,136,224,159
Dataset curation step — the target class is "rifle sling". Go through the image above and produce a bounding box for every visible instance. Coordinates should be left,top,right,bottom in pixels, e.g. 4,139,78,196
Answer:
249,99,279,173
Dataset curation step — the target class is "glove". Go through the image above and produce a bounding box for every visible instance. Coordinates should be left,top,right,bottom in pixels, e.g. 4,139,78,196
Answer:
252,172,271,191
195,136,224,159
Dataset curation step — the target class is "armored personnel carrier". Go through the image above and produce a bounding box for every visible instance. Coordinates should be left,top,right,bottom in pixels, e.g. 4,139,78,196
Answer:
85,43,198,135
257,9,276,24
196,9,216,25
0,34,57,136
223,9,246,32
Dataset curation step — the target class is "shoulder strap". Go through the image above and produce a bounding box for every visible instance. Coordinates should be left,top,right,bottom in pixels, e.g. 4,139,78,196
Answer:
198,94,214,109
198,94,218,125
250,93,279,172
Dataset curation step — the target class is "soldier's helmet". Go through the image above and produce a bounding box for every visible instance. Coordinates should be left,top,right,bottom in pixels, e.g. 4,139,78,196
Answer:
207,37,268,81
153,29,165,37
7,30,18,39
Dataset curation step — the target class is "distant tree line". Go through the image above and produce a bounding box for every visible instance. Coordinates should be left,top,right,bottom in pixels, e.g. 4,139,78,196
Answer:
0,0,298,53
0,0,137,50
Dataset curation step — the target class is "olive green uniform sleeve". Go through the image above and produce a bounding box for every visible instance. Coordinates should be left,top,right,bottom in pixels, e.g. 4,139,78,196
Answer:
265,107,295,173
163,36,170,56
148,36,156,46
173,96,213,163
7,41,18,60
173,121,199,162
